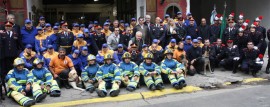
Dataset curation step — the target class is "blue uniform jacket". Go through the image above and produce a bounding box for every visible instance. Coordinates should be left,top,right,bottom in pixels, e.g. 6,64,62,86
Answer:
31,67,53,85
119,61,139,77
79,54,89,68
81,63,99,82
96,63,121,82
21,26,37,47
46,33,58,51
68,54,84,71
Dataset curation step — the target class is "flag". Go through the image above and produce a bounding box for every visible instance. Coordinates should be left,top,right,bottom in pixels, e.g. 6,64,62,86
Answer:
210,4,217,25
220,2,227,39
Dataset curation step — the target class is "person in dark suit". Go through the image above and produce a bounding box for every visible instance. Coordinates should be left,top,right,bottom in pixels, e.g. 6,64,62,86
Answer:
56,21,75,54
0,14,21,37
223,19,237,43
151,17,166,48
120,27,132,50
0,21,23,76
132,17,152,45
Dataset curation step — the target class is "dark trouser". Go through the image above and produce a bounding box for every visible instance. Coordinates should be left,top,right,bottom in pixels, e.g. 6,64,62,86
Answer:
241,61,262,75
266,42,270,71
188,58,205,76
61,47,72,55
55,69,70,88
3,57,16,77
259,40,267,55
219,58,239,72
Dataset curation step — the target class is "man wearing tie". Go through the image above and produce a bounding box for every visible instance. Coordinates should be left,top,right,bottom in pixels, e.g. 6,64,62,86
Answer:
0,21,23,76
223,19,237,43
151,17,166,48
57,21,75,54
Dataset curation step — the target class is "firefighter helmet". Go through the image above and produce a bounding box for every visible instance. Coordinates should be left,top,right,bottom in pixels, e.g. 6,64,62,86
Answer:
87,54,96,61
13,58,25,66
144,53,153,59
122,52,131,59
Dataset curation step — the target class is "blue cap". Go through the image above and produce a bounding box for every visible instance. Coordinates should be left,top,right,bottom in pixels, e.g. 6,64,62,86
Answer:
165,14,170,18
170,39,176,43
53,26,59,30
26,44,32,48
153,39,158,43
142,44,148,48
47,45,53,49
83,29,89,33
25,19,31,24
124,23,129,27
102,44,108,48
54,22,60,26
192,39,198,43
94,21,98,24
45,23,51,27
40,47,47,52
39,16,45,20
73,23,79,27
131,18,136,21
106,19,111,22
177,11,182,15
197,37,202,40
103,22,110,26
80,24,85,27
118,44,123,48
77,34,84,38
187,12,192,16
82,46,88,51
186,36,191,40
73,49,80,54
120,20,124,23
37,27,43,31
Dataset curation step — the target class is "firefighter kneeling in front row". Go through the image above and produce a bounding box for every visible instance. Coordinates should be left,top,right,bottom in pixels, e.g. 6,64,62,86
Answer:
31,58,61,97
96,54,121,97
139,53,164,91
119,52,140,92
6,58,47,107
161,49,187,89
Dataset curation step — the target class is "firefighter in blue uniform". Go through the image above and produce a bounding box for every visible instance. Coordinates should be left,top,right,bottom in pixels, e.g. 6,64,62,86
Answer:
80,46,90,68
82,54,99,93
119,52,140,92
6,58,47,106
31,58,61,97
139,53,164,91
161,49,186,89
96,54,121,97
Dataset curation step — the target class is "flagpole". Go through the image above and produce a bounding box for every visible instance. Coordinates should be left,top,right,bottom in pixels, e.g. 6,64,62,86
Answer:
220,1,227,39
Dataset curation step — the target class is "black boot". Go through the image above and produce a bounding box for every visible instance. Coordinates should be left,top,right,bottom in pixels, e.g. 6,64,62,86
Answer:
156,83,164,90
126,86,135,92
110,89,120,97
89,87,95,93
23,99,36,107
173,84,180,89
266,68,269,74
96,89,106,97
50,90,61,97
149,84,156,91
35,93,47,103
63,81,71,89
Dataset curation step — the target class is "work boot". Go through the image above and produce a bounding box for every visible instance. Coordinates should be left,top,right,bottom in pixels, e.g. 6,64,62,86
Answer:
126,86,135,92
35,93,47,103
96,89,106,97
88,87,95,93
156,83,165,90
64,82,71,89
252,72,257,77
50,91,61,97
265,68,269,74
23,99,36,107
149,84,156,91
178,82,184,89
173,84,180,89
110,89,120,97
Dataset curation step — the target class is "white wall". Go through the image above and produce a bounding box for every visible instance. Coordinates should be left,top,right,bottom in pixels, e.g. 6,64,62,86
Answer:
136,0,146,19
27,0,43,18
236,0,270,29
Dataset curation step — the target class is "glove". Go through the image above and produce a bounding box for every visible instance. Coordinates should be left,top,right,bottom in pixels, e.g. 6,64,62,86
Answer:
233,57,240,61
233,45,237,48
254,46,258,50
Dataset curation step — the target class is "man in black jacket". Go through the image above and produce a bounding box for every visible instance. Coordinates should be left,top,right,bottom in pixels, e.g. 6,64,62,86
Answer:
151,17,166,48
133,17,152,45
186,39,204,76
197,18,210,42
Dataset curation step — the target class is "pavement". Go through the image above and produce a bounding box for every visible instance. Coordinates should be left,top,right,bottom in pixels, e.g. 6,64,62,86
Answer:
1,57,270,107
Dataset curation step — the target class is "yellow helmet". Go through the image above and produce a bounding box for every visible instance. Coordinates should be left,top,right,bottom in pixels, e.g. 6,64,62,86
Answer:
104,54,113,60
122,52,131,59
87,54,96,61
164,49,173,55
33,58,44,65
144,53,153,59
13,58,25,66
